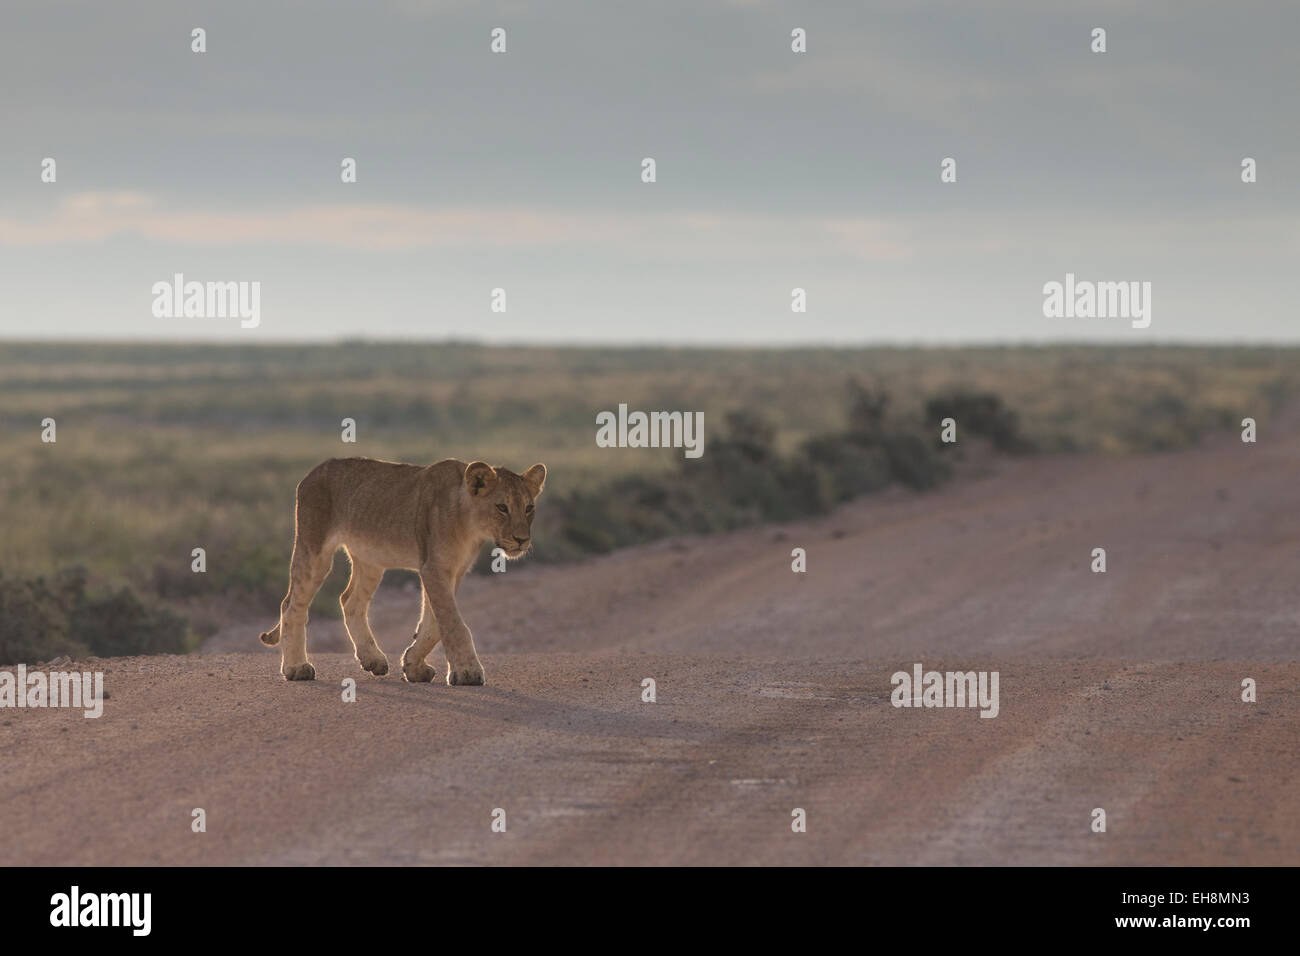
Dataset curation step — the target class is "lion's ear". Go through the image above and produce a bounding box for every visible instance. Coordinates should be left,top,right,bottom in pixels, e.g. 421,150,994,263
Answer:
522,462,547,497
465,461,499,496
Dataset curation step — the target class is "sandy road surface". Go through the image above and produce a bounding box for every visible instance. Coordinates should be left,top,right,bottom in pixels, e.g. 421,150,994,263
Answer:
3,419,1297,865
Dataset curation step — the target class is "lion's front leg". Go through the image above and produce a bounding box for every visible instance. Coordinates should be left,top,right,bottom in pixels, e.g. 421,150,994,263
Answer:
400,592,440,683
419,567,484,687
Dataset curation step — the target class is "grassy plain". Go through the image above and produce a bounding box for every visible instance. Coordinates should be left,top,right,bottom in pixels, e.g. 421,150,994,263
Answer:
0,341,1295,655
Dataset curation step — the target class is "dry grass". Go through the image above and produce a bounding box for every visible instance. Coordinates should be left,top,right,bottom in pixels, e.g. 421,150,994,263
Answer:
1,340,1295,637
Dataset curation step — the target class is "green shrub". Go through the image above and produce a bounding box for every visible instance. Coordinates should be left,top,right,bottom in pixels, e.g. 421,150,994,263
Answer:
0,570,85,665
801,435,892,501
924,390,1034,453
71,584,192,658
880,432,951,489
545,379,1002,554
0,567,194,665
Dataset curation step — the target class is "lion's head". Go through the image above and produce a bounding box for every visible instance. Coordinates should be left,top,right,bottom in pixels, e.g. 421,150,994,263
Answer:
464,461,546,559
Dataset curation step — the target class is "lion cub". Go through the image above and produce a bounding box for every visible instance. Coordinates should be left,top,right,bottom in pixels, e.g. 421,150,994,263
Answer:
259,457,545,686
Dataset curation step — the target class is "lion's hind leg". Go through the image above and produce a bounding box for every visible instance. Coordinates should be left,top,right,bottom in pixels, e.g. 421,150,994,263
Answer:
277,537,334,682
340,552,389,676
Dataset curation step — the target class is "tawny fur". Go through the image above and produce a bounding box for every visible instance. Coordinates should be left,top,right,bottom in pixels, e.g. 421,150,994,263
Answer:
260,457,545,686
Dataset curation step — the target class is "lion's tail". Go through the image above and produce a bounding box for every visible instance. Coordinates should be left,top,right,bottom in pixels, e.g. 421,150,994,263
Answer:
259,621,282,646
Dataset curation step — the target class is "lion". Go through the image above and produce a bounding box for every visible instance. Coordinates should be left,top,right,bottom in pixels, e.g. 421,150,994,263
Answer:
258,457,546,686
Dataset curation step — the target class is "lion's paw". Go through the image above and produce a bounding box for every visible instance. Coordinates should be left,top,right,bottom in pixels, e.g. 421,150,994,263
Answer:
282,661,316,681
447,661,485,686
402,658,437,683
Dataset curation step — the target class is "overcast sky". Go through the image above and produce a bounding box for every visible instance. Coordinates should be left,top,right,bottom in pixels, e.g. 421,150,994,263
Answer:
1,0,1296,344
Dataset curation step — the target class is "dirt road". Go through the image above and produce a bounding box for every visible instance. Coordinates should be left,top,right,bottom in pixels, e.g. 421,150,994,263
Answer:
3,419,1297,865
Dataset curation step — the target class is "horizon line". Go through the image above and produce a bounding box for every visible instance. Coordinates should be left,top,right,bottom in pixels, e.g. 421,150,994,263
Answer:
1,336,1298,351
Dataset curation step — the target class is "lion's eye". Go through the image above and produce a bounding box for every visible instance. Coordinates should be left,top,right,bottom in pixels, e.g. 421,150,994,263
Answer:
495,504,509,515
525,504,535,514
